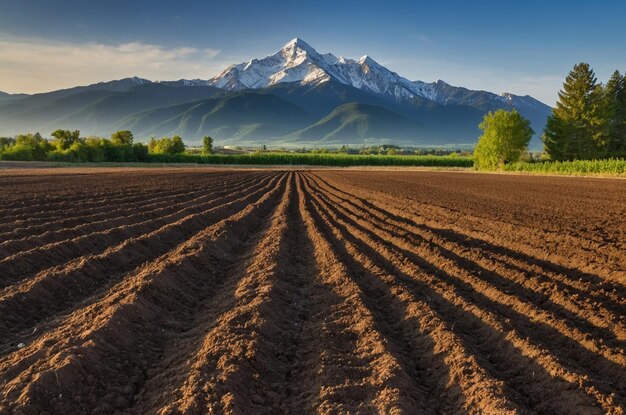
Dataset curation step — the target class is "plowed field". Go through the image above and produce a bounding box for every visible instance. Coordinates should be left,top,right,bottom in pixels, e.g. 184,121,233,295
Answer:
0,168,624,414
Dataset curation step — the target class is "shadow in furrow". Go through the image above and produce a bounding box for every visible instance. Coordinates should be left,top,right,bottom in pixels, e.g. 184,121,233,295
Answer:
311,173,624,293
0,172,269,252
0,171,238,240
130,173,303,414
297,173,439,414
0,173,282,355
0,173,289,414
0,171,230,227
299,177,476,413
310,173,624,311
306,175,625,349
0,172,276,288
303,174,622,413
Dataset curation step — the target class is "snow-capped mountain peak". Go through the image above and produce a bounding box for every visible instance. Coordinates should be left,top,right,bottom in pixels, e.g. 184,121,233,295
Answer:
206,38,428,101
208,37,334,90
281,37,316,55
357,55,380,67
206,38,548,111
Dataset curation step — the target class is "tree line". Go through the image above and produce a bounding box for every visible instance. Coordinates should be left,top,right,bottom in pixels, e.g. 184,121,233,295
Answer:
474,63,624,170
0,130,214,162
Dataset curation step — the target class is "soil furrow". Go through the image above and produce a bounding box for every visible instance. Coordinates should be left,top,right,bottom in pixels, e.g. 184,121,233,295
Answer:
300,174,521,414
0,172,265,255
0,172,277,287
309,179,626,378
0,168,622,414
313,172,626,281
304,173,623,414
2,169,229,213
0,171,260,243
134,173,303,414
307,174,626,347
0,173,283,350
294,173,430,414
0,174,220,226
0,172,288,414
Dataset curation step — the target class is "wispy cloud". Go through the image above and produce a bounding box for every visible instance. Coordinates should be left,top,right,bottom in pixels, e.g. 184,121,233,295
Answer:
0,36,224,93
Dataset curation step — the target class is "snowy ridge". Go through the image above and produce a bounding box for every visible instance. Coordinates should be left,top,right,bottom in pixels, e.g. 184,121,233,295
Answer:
206,38,547,114
207,38,438,102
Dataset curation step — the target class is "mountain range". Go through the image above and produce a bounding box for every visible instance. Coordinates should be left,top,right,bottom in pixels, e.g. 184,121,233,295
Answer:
0,38,552,148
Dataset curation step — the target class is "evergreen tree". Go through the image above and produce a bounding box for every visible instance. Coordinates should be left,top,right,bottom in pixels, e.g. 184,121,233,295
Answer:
543,63,606,160
604,70,626,157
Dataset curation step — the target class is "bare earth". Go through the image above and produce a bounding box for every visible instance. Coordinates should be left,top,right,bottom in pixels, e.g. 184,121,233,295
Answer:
0,168,624,414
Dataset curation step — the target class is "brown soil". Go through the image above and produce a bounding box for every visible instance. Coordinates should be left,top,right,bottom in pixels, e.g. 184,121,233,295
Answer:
0,168,624,414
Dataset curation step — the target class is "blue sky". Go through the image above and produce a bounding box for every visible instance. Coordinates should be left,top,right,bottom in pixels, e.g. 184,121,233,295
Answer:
0,0,624,104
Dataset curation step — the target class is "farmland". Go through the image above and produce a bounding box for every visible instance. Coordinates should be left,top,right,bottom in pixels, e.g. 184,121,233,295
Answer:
0,168,624,414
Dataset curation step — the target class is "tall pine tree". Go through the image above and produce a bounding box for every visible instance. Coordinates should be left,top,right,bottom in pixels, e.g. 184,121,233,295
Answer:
604,70,626,157
543,63,606,160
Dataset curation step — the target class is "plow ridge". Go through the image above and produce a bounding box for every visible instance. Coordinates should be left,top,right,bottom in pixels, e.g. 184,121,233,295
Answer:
0,168,623,414
0,172,266,252
0,173,282,351
306,175,626,349
311,172,626,280
0,172,247,242
0,172,289,414
0,173,276,285
302,173,625,413
0,171,238,232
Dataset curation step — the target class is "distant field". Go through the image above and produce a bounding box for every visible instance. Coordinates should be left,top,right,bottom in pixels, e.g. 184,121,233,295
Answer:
0,168,624,413
145,152,475,167
2,152,625,178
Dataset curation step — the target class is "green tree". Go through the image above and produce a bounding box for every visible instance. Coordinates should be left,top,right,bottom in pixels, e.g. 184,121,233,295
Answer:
7,133,52,161
0,137,15,150
132,143,149,161
148,137,157,153
202,135,214,155
51,129,81,151
148,136,186,155
84,137,106,162
1,145,34,160
474,109,534,170
170,136,185,154
68,139,90,162
110,130,134,146
543,63,606,160
604,70,626,157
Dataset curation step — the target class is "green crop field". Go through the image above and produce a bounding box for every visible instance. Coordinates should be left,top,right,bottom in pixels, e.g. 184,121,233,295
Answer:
503,158,626,176
144,152,475,167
